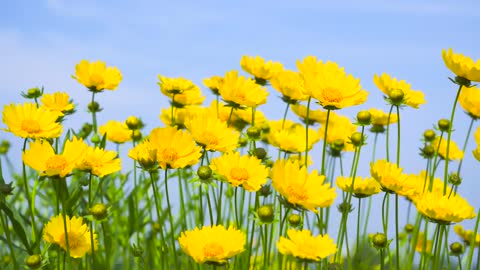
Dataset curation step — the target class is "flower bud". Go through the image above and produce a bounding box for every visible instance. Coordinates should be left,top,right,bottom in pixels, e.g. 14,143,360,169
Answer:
370,124,386,133
90,133,101,144
132,246,144,257
152,222,161,233
197,166,212,180
404,224,414,233
423,129,436,142
257,205,274,223
2,255,12,265
350,132,364,147
246,126,261,140
450,242,464,256
81,123,93,137
0,140,10,155
238,137,248,147
0,182,14,196
448,172,462,186
287,214,302,227
132,130,142,142
25,254,42,269
90,203,109,220
126,116,143,130
420,145,435,159
25,87,43,99
264,159,274,168
372,233,388,249
357,110,371,125
254,147,267,160
332,139,345,150
258,185,272,197
337,201,354,214
260,122,270,133
438,119,450,132
88,101,101,113
389,89,405,104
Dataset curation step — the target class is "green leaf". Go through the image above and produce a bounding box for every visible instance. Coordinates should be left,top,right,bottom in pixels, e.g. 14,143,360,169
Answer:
0,201,32,254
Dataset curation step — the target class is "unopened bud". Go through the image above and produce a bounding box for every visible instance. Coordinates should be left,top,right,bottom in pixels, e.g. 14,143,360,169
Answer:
25,254,42,269
88,101,101,113
257,205,274,223
450,242,464,256
405,224,414,233
287,214,302,227
197,166,212,180
423,129,436,142
357,111,371,125
449,172,462,186
126,116,143,130
258,185,272,197
90,203,108,220
254,148,267,160
350,132,364,147
389,89,405,104
372,233,388,249
438,119,450,132
246,126,261,140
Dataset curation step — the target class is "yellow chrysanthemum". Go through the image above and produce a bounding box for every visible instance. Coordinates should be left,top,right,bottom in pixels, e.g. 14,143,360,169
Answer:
2,103,62,139
72,60,122,91
277,229,337,261
99,120,132,144
211,152,268,192
298,56,368,110
160,106,201,128
370,160,416,196
40,92,74,116
319,113,356,152
406,171,452,203
22,137,87,177
77,147,121,177
271,123,320,153
291,104,328,125
158,75,205,105
442,48,480,82
271,159,336,212
271,70,308,101
203,75,224,95
43,215,98,258
459,85,480,118
288,153,313,168
240,55,284,82
178,225,246,264
128,140,157,171
263,120,296,146
415,232,433,255
431,136,464,161
368,108,398,126
336,176,381,198
234,108,267,127
454,225,480,246
415,190,475,224
219,70,269,108
373,73,426,109
185,111,240,153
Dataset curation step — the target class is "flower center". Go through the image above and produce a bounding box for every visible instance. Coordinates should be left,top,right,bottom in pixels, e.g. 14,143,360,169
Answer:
230,168,249,183
203,242,224,258
287,185,308,202
59,231,82,250
46,155,68,172
21,119,41,134
159,148,178,163
90,73,104,88
321,87,343,104
201,132,219,146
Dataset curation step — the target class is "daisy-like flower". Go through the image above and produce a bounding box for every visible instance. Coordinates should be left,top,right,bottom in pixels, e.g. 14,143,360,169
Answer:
160,106,200,128
373,73,426,108
270,70,308,102
262,120,296,146
210,151,268,192
148,126,201,169
298,56,368,110
43,215,98,258
415,232,433,255
99,120,132,144
178,225,246,264
415,190,475,224
442,48,480,84
291,103,328,125
158,75,205,106
406,171,452,203
240,55,284,84
219,70,269,108
203,75,224,95
336,176,381,198
72,60,122,92
128,139,158,171
431,136,464,161
234,107,267,127
318,113,357,152
271,123,320,153
459,85,480,119
22,137,87,178
40,92,74,116
2,103,62,139
474,127,480,161
368,108,398,133
454,225,480,246
277,229,337,261
370,160,416,196
271,159,336,212
77,146,121,177
185,110,240,153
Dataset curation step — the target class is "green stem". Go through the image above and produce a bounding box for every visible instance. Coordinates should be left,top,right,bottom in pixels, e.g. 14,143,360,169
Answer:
395,105,401,166
320,109,331,175
467,209,480,270
356,197,361,256
457,117,475,175
304,97,312,167
88,173,96,267
216,182,224,225
0,209,19,270
205,187,214,225
163,169,179,269
91,92,98,133
170,94,176,127
444,85,462,194
21,138,37,244
385,105,394,162
395,194,400,270
149,171,166,267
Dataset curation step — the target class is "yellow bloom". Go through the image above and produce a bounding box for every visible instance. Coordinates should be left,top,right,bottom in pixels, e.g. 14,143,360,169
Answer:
431,137,464,161
459,85,480,118
474,127,480,161
291,103,328,125
240,55,283,82
454,225,480,246
368,108,398,126
263,120,296,146
178,225,246,264
22,137,87,177
271,123,320,153
2,103,62,139
72,60,122,91
336,176,381,198
211,152,268,192
219,70,269,108
373,73,426,108
40,92,74,116
160,106,200,128
157,75,205,105
43,215,98,258
99,120,132,144
370,160,416,196
271,159,336,212
288,153,313,168
128,140,158,171
149,126,201,169
319,113,356,152
415,232,433,255
271,70,308,101
77,147,121,177
185,111,240,153
277,229,336,261
298,56,368,109
442,48,480,82
415,190,475,224
234,108,267,127
406,171,452,203
203,75,224,95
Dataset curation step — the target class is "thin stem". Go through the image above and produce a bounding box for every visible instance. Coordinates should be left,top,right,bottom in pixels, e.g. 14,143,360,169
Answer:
91,92,98,133
205,187,214,225
320,109,331,175
356,197,361,256
444,85,462,194
0,210,19,270
457,117,475,175
467,209,480,270
395,105,401,166
395,194,400,270
149,171,166,267
385,105,394,162
304,97,312,167
163,169,179,269
21,138,37,243
88,173,96,267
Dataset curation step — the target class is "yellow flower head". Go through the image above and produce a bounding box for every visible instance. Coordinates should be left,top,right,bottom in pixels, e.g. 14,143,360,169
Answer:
474,127,480,161
203,75,224,95
291,103,328,125
336,176,381,198
271,70,308,101
77,147,121,177
288,153,313,168
99,120,132,144
185,110,240,153
240,55,284,82
298,57,368,110
233,108,267,127
415,190,475,224
157,75,205,105
319,113,357,152
415,232,433,255
373,73,426,109
459,85,480,119
219,70,269,108
211,152,268,192
160,106,201,128
263,119,296,146
43,215,98,258
431,136,464,161
2,103,62,139
23,137,88,177
277,229,337,261
271,123,320,153
368,108,398,126
271,159,336,212
178,225,246,264
454,225,480,246
72,60,122,92
128,140,158,171
370,160,416,196
442,48,480,82
40,92,75,116
406,171,452,203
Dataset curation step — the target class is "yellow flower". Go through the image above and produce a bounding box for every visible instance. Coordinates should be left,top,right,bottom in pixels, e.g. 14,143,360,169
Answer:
415,190,475,224
319,113,357,152
271,70,308,101
370,160,416,196
2,103,62,139
22,137,87,177
277,229,336,261
178,225,246,264
474,127,480,161
454,225,480,246
442,48,480,82
271,123,320,153
160,106,201,128
459,85,480,118
40,92,74,116
234,108,267,127
77,147,121,177
336,176,381,198
149,126,201,169
219,70,269,108
72,60,122,91
288,153,313,168
298,56,368,109
373,73,426,108
99,120,132,144
240,55,283,82
406,171,452,203
431,136,464,161
157,75,205,105
368,108,398,126
291,103,328,125
128,140,158,171
203,75,224,95
211,152,268,191
43,215,98,258
271,159,336,212
415,232,433,255
185,110,240,153
263,120,296,146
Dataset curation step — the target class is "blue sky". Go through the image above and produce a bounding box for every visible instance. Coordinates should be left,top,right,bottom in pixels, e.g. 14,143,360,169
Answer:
1,0,480,230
